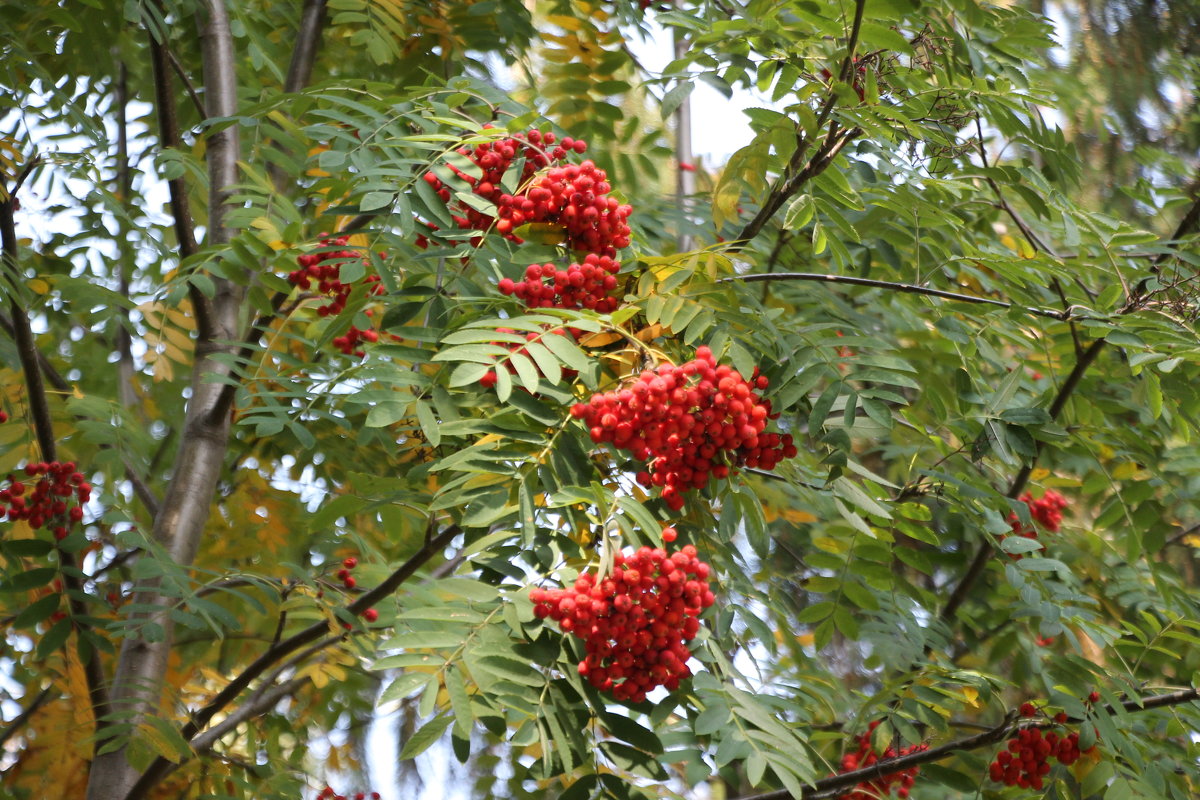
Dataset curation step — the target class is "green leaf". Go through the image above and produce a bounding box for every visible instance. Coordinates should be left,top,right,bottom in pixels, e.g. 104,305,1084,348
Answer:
360,191,394,212
399,713,454,759
381,671,434,705
13,593,62,629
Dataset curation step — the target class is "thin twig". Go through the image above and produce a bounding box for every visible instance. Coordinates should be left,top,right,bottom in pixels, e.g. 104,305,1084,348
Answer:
721,271,1072,320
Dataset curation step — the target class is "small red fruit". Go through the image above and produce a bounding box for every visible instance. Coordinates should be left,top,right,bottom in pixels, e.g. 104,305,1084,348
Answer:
362,608,379,623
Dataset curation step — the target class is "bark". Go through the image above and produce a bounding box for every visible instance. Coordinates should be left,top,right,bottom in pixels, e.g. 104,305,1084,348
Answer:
85,3,242,799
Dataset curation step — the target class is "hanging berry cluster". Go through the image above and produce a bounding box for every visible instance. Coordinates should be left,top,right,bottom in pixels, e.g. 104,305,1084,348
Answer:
836,721,927,800
422,128,633,257
332,557,378,624
531,544,714,703
498,254,621,312
287,234,384,356
570,346,798,510
989,697,1099,790
0,461,91,540
1003,490,1068,559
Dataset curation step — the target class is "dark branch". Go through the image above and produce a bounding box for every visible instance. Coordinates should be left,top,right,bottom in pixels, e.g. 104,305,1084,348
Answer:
285,0,327,94
122,524,460,800
0,687,54,750
733,687,1200,800
1,170,112,754
936,337,1107,627
148,29,212,339
721,271,1072,320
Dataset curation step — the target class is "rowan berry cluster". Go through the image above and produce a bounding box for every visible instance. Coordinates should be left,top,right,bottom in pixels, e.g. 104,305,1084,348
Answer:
333,557,378,623
532,544,714,704
478,327,578,390
989,696,1099,789
497,253,621,312
1003,490,1069,558
0,461,91,540
316,788,380,800
422,128,633,257
287,235,384,356
570,346,798,510
837,721,927,800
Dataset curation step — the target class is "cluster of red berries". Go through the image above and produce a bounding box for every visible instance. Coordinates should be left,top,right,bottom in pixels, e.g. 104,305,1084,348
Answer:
1003,490,1068,558
532,543,714,704
0,461,91,540
316,788,380,800
497,254,622,312
989,696,1099,789
836,721,927,800
422,128,633,257
570,346,798,510
333,557,378,623
287,235,384,356
479,327,578,390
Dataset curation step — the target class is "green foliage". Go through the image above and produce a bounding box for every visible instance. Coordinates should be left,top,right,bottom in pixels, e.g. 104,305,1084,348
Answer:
1,0,1200,799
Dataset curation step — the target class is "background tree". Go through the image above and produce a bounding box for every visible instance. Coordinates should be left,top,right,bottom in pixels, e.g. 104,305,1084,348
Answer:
1,1,1199,800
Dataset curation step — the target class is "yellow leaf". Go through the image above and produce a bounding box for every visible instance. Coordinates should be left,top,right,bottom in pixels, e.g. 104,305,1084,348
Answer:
960,687,980,708
26,278,50,294
579,331,623,348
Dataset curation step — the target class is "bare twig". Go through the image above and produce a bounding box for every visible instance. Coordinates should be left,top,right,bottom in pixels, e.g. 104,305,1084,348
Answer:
721,271,1072,320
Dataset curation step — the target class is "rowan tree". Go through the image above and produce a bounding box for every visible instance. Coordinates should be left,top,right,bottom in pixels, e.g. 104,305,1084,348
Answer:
2,1,1200,800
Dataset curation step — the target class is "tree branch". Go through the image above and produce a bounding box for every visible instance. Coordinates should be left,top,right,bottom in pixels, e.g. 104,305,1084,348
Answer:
147,28,211,339
2,168,112,756
90,5,245,799
0,687,54,750
285,0,327,94
936,337,1106,628
720,271,1072,320
732,687,1200,800
191,676,311,753
121,523,460,800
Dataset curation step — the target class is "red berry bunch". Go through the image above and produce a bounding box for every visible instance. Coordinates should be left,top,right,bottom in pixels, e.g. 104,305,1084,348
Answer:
1,461,91,540
478,327,579,390
497,253,621,311
333,556,378,623
421,128,633,257
531,544,714,704
989,698,1099,789
317,788,380,800
569,346,798,511
837,721,927,800
1003,490,1068,559
287,235,385,356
